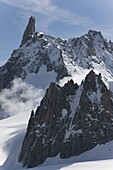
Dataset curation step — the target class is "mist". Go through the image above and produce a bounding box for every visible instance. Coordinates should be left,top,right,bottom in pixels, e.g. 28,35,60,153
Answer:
0,78,45,118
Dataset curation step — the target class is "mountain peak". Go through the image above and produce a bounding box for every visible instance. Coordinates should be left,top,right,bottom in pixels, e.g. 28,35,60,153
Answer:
20,16,36,46
87,30,104,41
88,30,102,36
18,71,113,168
83,70,107,92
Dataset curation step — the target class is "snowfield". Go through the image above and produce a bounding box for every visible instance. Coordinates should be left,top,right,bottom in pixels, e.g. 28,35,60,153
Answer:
0,108,113,170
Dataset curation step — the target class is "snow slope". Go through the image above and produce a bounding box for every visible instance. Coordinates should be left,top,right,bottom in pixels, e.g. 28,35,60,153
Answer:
0,103,113,170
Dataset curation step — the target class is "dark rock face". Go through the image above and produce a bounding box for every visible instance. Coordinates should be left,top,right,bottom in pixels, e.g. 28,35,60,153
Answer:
18,82,71,167
63,79,78,95
20,16,35,46
0,50,28,90
18,70,113,168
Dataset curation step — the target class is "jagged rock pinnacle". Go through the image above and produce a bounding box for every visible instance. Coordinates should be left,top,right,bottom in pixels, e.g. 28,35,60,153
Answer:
18,71,113,168
20,16,36,46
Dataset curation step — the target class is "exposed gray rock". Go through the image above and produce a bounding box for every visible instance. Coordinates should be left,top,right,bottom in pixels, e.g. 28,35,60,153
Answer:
20,16,35,46
18,82,71,167
18,70,113,168
63,79,78,96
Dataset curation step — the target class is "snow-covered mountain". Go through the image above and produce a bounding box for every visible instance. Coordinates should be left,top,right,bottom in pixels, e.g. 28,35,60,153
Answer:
1,16,113,170
1,17,113,90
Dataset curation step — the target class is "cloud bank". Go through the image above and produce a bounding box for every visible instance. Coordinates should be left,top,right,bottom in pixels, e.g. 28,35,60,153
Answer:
0,78,44,118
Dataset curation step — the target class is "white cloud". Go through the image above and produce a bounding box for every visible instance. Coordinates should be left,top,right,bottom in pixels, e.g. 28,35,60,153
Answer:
0,0,95,29
0,0,113,41
0,78,44,118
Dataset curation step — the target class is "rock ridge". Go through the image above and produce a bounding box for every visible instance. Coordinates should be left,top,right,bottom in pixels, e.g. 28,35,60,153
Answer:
18,70,113,168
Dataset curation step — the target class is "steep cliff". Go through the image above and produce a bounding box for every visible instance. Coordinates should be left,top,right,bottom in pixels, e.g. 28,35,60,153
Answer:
18,70,113,168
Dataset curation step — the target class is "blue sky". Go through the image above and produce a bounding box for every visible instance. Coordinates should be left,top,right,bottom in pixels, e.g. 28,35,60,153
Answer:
0,0,113,65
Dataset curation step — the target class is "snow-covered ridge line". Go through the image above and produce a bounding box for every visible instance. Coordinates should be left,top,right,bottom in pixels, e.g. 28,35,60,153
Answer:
1,23,113,92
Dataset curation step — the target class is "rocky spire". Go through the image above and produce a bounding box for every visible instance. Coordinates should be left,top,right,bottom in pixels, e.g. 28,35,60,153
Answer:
20,16,36,46
18,71,113,168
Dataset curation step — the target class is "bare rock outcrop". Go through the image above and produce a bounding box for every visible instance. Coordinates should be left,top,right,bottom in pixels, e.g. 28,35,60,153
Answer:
20,16,35,46
18,70,113,168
